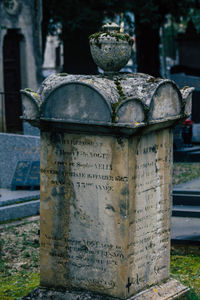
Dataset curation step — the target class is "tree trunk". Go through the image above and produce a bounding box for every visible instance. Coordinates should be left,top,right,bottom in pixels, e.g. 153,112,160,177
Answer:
135,15,161,77
63,30,98,75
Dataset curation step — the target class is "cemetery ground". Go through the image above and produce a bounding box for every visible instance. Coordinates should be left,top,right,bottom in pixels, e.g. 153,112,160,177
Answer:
0,163,200,300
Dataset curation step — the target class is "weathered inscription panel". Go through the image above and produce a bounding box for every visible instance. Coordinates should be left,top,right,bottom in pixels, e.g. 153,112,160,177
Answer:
128,129,173,293
40,132,129,298
39,129,173,298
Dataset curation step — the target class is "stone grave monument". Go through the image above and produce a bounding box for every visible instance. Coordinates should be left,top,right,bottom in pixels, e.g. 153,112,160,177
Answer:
21,24,192,299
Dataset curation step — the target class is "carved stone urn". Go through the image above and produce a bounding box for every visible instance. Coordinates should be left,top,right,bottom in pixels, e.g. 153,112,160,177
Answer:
89,23,133,73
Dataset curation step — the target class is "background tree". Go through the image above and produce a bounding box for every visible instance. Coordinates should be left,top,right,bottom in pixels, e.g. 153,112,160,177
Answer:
125,0,198,77
42,0,199,76
42,0,124,74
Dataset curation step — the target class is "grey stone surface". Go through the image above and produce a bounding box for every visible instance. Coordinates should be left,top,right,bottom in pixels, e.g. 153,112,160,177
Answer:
172,205,200,218
0,188,40,207
170,73,200,91
0,133,40,188
172,178,200,219
0,199,40,222
171,217,200,241
23,121,40,136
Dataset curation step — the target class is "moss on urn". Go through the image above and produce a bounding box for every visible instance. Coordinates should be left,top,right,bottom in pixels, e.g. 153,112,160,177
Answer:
89,23,133,74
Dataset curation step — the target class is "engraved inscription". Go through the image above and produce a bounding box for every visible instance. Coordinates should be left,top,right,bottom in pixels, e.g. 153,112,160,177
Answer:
40,130,172,295
40,132,128,292
127,131,172,290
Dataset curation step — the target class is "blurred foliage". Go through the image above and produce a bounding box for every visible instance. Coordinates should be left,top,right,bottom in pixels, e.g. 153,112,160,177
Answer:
42,0,200,37
42,0,200,75
173,163,200,185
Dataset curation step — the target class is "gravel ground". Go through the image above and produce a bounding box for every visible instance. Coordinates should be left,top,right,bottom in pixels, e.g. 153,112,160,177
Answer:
0,217,40,277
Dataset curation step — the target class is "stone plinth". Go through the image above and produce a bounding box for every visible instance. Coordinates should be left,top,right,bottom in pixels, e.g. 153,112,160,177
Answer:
21,73,192,299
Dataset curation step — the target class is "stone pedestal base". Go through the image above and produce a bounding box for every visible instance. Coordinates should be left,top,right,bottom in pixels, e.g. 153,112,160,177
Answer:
23,278,189,300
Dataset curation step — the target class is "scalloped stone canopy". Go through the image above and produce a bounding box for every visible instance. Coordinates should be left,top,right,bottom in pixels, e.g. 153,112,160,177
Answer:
21,73,193,135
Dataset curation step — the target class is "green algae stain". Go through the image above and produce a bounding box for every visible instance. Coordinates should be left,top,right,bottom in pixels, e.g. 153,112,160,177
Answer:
0,272,39,299
171,254,200,299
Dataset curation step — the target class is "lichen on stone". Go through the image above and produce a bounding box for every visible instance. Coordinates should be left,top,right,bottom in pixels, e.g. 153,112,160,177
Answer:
89,32,133,45
25,88,34,93
58,73,68,77
111,78,127,122
114,78,126,101
32,92,41,102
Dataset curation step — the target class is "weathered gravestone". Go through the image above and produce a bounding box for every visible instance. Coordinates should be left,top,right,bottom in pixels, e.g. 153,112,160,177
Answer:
21,24,192,299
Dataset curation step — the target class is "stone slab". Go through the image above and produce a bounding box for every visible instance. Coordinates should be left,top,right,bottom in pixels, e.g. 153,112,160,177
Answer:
0,200,40,222
23,121,40,136
172,205,200,218
173,193,200,206
0,188,40,207
0,133,40,189
171,217,200,242
22,278,189,300
173,189,200,196
174,146,200,153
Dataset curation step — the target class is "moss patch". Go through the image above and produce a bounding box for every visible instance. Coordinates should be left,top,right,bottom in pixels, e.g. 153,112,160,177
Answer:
171,253,200,299
89,32,133,45
24,88,34,93
0,272,39,299
58,73,68,76
114,79,126,101
0,220,40,298
111,79,126,122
